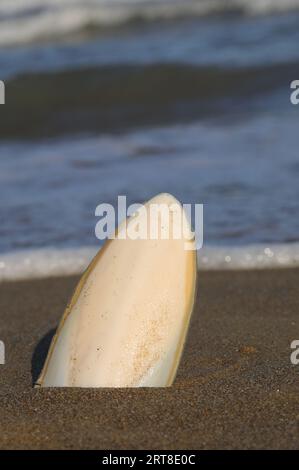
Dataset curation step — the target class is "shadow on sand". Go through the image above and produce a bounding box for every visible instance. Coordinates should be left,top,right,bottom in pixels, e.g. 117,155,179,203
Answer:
31,328,56,386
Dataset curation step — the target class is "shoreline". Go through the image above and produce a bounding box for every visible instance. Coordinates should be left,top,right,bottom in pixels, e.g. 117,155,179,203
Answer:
1,243,299,283
0,268,298,449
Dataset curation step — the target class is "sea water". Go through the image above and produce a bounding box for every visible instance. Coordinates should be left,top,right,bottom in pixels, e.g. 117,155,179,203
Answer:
0,0,299,280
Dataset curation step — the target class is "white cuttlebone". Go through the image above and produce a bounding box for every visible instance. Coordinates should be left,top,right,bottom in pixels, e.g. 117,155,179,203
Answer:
36,193,197,388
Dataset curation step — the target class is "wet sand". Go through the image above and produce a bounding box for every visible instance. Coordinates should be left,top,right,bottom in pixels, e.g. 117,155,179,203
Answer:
0,269,298,449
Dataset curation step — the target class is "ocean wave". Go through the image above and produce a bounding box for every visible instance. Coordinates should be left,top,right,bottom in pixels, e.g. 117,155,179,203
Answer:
1,0,299,47
1,243,299,282
3,60,297,140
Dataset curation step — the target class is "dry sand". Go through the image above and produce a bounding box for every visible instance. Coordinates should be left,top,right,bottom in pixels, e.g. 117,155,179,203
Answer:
0,269,298,449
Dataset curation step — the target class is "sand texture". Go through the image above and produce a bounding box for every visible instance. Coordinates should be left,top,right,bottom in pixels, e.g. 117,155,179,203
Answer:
0,269,298,449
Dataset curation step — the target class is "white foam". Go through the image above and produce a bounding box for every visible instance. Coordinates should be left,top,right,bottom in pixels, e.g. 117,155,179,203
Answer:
0,247,97,282
1,243,299,282
199,244,299,270
1,0,299,46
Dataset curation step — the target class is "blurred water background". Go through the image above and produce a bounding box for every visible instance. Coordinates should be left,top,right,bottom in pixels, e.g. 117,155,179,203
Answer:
1,0,299,277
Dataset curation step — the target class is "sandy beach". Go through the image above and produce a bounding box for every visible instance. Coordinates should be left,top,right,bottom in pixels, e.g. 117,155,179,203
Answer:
0,268,298,449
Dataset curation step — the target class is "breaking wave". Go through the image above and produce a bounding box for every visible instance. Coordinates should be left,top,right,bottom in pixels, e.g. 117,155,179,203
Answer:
1,0,299,46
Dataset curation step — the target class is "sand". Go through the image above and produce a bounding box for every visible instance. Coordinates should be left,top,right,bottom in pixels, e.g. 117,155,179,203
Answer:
0,269,298,449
